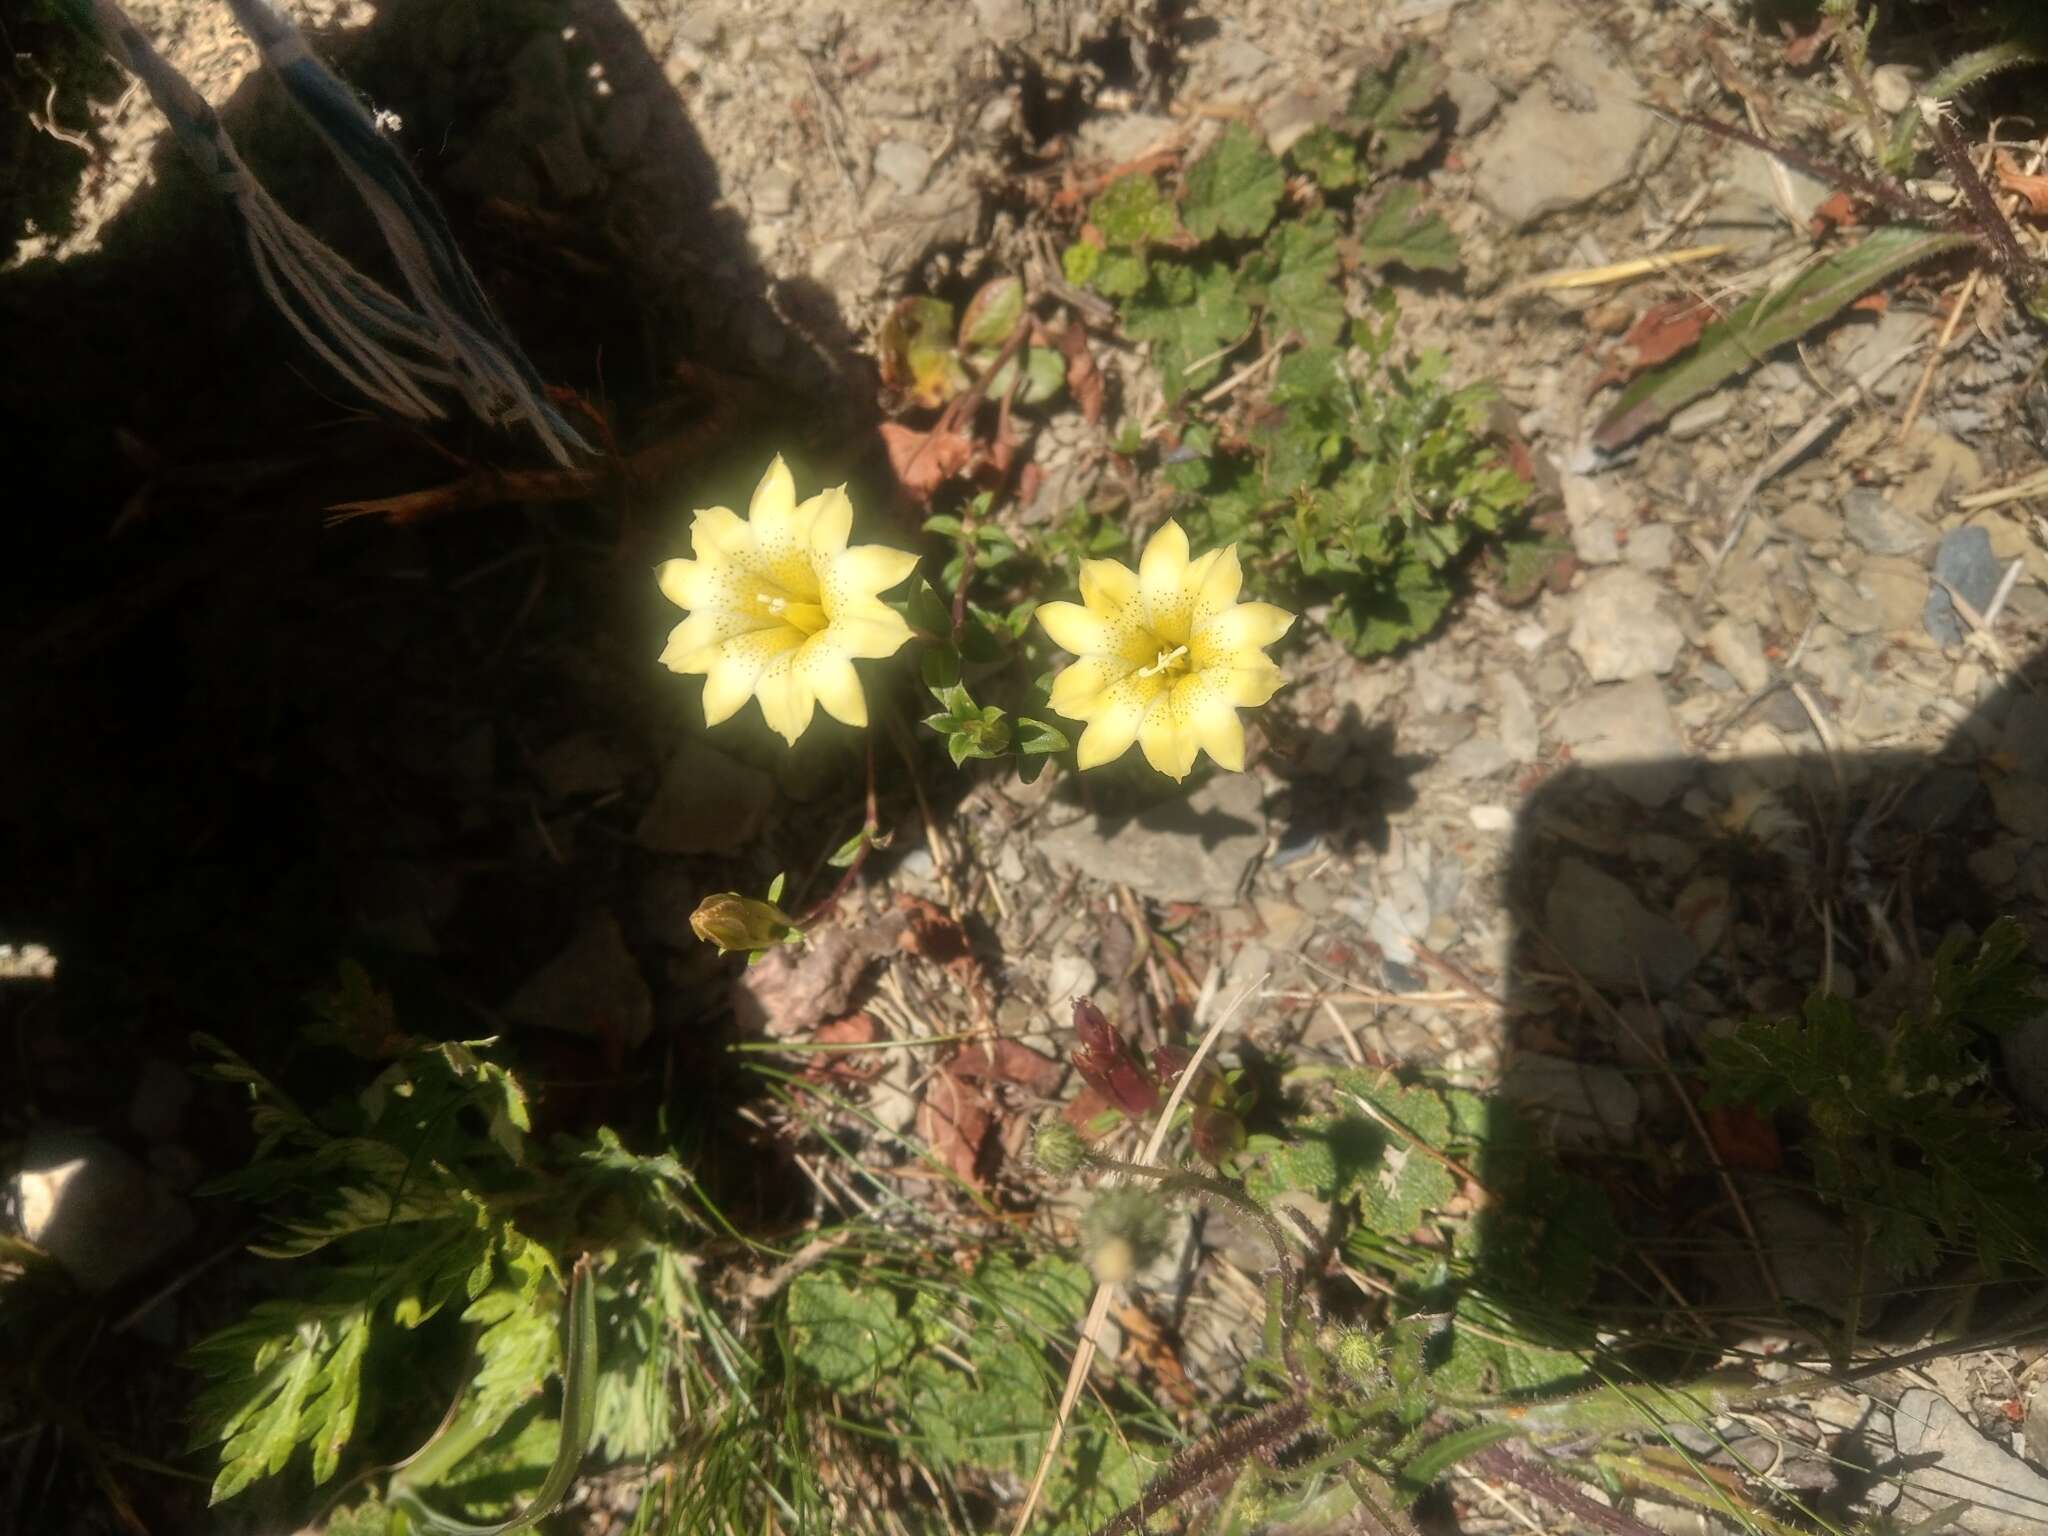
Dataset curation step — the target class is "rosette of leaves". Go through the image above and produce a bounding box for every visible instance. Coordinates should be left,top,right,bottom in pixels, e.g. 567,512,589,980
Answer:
1061,47,1530,656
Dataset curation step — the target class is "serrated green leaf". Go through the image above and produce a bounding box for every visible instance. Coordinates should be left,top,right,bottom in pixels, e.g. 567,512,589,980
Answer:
1291,124,1360,189
463,1286,561,1440
1243,210,1346,347
1594,225,1972,450
1123,260,1253,402
1062,240,1102,286
1089,173,1179,246
1095,249,1149,298
788,1272,915,1393
1351,45,1445,170
1181,122,1285,241
1354,183,1460,273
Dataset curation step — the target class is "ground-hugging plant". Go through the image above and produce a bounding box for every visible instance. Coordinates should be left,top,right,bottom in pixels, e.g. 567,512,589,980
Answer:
1061,47,1533,657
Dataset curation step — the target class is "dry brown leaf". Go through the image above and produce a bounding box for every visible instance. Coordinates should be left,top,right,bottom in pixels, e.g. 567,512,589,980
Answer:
879,420,974,502
948,1038,1063,1094
1114,1303,1199,1409
1059,324,1106,424
1996,155,2048,216
918,1051,993,1187
805,1012,884,1085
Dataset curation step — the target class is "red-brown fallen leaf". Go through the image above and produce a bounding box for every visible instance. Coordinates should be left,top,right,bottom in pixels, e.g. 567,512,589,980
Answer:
1779,19,1835,68
1114,1303,1199,1408
918,1050,993,1187
1809,190,1860,234
731,927,872,1039
1588,299,1714,394
1059,324,1106,424
894,894,975,978
1850,291,1889,315
1703,1102,1782,1173
947,1037,1063,1093
879,420,973,502
1996,155,2048,216
805,1012,883,1085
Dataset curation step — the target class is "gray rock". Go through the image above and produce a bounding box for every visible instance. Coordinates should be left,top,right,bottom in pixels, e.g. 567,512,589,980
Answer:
752,167,797,218
1808,567,1884,636
1860,556,1931,633
1746,1190,1882,1322
1491,672,1541,762
1925,526,1999,644
1444,67,1502,134
1543,857,1700,995
1471,32,1654,225
1502,1052,1642,1147
1990,778,2048,840
1705,616,1772,694
1038,772,1267,906
1553,677,1692,808
1625,523,1677,573
1569,567,1686,681
1843,488,1933,557
1893,1388,2048,1535
16,1132,194,1293
506,911,653,1048
1668,392,1734,439
872,138,933,196
637,738,774,853
1444,736,1512,782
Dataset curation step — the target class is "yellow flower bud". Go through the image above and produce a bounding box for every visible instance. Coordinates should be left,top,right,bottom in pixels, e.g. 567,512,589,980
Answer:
689,892,799,955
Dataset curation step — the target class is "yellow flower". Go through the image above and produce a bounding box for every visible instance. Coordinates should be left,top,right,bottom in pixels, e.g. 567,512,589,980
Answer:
657,457,918,744
1036,521,1292,780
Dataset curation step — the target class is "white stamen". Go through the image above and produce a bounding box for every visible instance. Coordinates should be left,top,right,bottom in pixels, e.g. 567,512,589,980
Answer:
757,593,789,616
1137,644,1188,679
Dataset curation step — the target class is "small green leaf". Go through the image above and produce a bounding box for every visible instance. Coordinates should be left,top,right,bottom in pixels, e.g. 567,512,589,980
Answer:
1290,125,1360,189
1354,183,1460,273
1019,347,1066,406
1351,45,1445,170
1094,249,1149,299
788,1272,915,1393
1181,123,1285,241
1017,718,1069,754
1062,241,1102,286
766,871,786,904
1243,210,1346,346
1123,260,1254,401
826,830,869,868
959,275,1025,350
1090,173,1180,246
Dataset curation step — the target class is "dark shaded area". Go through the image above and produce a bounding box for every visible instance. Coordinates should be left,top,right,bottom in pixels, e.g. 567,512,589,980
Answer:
0,3,917,1529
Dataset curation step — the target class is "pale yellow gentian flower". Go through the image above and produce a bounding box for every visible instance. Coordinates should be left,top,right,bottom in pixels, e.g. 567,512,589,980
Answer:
657,457,917,744
1036,520,1292,780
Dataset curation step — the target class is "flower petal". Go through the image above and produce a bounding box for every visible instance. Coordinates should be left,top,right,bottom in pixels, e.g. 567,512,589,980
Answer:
1187,688,1246,771
1078,557,1139,615
656,557,699,611
828,606,913,659
701,625,804,725
802,647,868,727
803,486,854,557
659,608,770,672
1074,671,1161,769
1224,658,1286,708
1193,600,1295,660
1047,655,1137,721
1192,544,1244,619
755,648,817,744
689,505,754,561
826,544,919,610
1137,692,1199,781
750,455,798,534
1037,600,1114,657
1138,519,1194,640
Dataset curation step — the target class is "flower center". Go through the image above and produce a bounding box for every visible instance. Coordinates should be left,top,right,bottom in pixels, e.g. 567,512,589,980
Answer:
754,588,828,636
1136,643,1190,680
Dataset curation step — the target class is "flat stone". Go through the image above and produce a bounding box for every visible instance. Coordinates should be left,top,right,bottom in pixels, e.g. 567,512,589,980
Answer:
1624,523,1677,573
1668,391,1734,439
872,138,933,196
1925,525,2000,645
1893,1388,2048,1535
637,738,774,853
1704,617,1772,694
506,911,653,1048
1501,1052,1642,1147
1444,735,1512,782
1808,567,1881,636
1553,677,1692,808
1859,556,1930,633
1843,488,1933,557
1543,857,1700,995
1491,672,1541,762
16,1132,194,1293
1990,778,2048,840
1470,31,1654,225
1039,772,1267,906
1569,567,1686,682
